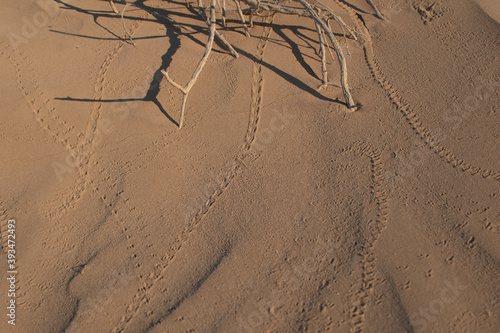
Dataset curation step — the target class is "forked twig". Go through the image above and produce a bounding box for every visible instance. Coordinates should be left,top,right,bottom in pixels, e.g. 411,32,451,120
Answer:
162,0,217,128
196,0,239,57
124,0,378,126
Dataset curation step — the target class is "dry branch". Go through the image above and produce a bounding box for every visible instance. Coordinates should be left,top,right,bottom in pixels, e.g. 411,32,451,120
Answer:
233,0,251,37
297,0,356,108
195,0,240,57
162,0,218,128
113,0,385,127
121,2,136,46
366,0,384,20
222,0,227,26
315,21,328,89
109,0,119,14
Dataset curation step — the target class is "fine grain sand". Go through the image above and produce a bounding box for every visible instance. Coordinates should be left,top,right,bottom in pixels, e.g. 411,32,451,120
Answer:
0,0,499,332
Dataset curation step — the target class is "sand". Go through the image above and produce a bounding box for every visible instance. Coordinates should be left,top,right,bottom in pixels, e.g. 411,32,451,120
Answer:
0,0,499,332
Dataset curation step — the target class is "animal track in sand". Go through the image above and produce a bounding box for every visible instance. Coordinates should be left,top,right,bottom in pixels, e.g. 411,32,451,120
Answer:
339,1,500,182
343,141,389,333
1,12,149,218
47,12,149,217
0,41,79,161
111,16,275,333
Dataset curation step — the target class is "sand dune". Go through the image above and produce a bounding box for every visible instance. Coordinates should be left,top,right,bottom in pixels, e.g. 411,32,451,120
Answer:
0,0,499,332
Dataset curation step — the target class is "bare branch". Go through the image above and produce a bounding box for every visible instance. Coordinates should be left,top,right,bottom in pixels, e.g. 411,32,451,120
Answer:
366,0,384,20
196,0,240,57
222,0,227,26
315,21,328,89
233,0,251,37
121,2,136,46
297,0,357,109
162,0,218,128
109,0,119,14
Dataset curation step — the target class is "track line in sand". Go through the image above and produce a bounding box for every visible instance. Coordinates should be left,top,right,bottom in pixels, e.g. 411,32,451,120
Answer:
111,17,275,333
0,42,79,162
338,2,500,182
362,43,500,181
48,13,149,217
1,12,148,217
343,141,389,333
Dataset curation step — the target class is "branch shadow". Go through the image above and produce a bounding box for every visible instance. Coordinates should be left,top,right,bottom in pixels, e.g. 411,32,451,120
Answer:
272,25,320,81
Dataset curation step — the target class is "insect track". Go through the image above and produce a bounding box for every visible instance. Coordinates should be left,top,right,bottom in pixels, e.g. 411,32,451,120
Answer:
362,45,500,181
111,16,275,333
341,5,500,182
48,12,149,216
0,42,79,161
1,14,148,217
343,141,389,333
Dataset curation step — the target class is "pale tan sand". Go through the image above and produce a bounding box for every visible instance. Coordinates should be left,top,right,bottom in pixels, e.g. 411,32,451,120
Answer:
473,0,500,23
0,0,499,332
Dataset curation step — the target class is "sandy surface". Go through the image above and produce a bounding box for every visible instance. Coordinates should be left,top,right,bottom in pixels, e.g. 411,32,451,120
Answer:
0,0,499,332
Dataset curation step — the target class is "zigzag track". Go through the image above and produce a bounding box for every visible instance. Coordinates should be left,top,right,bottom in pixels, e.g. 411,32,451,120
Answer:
343,141,389,333
333,3,498,330
0,42,79,162
48,12,149,216
363,44,500,181
1,12,148,217
337,1,500,182
111,16,275,332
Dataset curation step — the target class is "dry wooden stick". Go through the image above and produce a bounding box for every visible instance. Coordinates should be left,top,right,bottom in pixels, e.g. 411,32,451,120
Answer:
315,21,341,90
216,0,226,26
109,0,119,14
121,1,136,46
233,0,251,37
315,21,328,90
366,0,384,20
297,0,356,109
326,17,349,58
315,0,360,40
162,0,217,128
133,2,238,58
322,22,337,67
222,0,227,27
196,0,240,57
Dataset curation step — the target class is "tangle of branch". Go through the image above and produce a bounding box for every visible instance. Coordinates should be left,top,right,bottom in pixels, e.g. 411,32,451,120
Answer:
109,0,384,127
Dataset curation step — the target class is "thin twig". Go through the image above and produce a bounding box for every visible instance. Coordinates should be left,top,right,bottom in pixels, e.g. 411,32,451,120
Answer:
315,21,328,89
366,0,384,20
121,2,136,46
196,0,239,57
222,0,227,27
327,18,349,58
233,0,251,37
315,0,361,39
321,27,336,67
297,0,357,109
109,0,119,14
163,0,218,128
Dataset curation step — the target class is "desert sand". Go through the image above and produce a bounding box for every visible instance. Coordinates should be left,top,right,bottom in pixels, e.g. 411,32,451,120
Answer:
0,0,499,332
